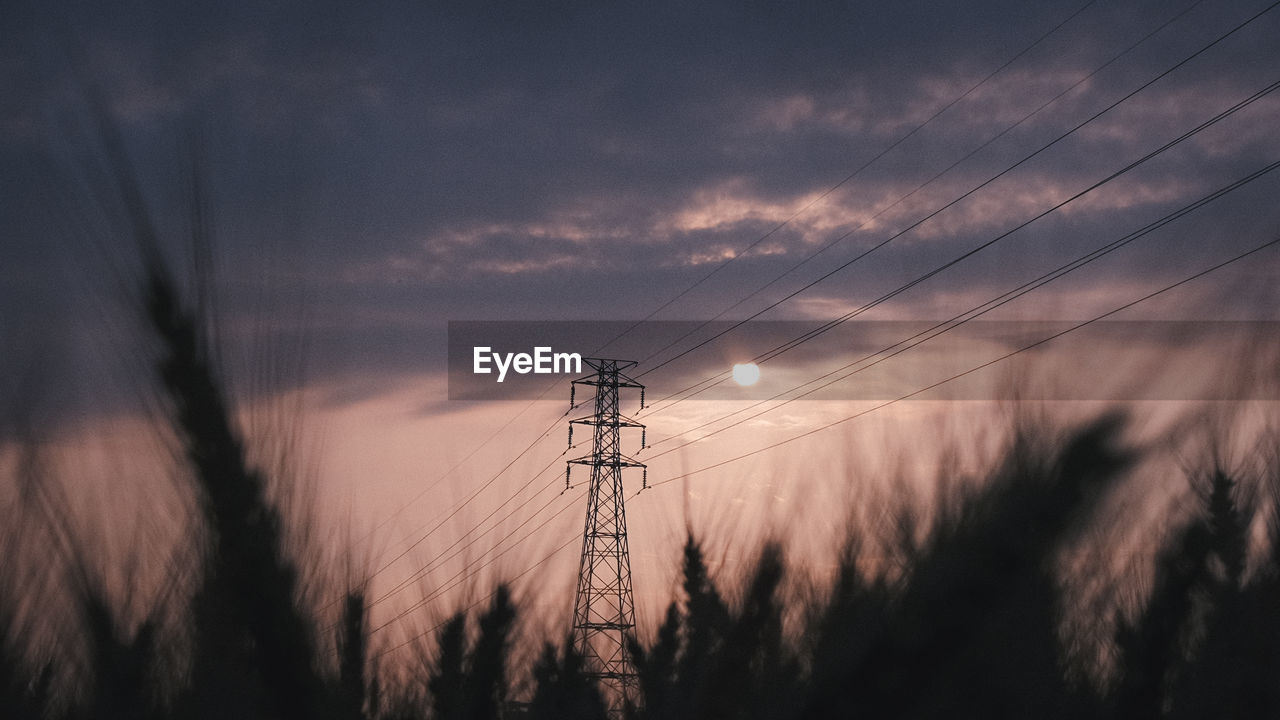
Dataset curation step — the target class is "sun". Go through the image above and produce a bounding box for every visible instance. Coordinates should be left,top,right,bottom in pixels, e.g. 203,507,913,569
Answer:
732,362,761,386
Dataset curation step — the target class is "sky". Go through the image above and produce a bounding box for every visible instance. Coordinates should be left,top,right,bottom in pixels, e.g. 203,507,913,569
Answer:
3,0,1280,653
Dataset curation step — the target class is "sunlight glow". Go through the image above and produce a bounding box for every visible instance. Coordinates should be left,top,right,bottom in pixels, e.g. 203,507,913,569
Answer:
732,363,761,386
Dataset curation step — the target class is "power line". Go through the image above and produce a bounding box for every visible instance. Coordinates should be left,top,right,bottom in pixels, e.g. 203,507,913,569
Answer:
318,383,579,620
356,0,1108,609
318,386,592,622
637,3,1280,410
366,452,569,609
641,157,1280,460
354,377,569,548
642,232,1280,493
339,0,1107,614
374,528,582,661
631,0,1207,372
361,65,1278,638
360,396,585,588
591,0,1099,354
369,203,1280,650
345,0,1275,635
645,71,1280,413
369,485,586,639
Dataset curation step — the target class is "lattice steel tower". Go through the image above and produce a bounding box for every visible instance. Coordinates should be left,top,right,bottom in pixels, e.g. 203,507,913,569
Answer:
565,358,646,715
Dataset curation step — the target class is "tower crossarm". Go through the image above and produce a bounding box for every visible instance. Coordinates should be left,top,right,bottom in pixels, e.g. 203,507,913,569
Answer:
567,454,646,469
568,414,645,429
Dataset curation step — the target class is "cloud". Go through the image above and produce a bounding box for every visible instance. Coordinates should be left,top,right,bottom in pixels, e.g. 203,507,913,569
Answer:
4,0,1278,426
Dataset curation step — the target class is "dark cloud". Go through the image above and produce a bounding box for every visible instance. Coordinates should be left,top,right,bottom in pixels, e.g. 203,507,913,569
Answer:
3,0,1278,418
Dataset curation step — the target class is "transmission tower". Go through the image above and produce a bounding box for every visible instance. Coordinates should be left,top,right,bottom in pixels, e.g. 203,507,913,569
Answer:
565,358,647,715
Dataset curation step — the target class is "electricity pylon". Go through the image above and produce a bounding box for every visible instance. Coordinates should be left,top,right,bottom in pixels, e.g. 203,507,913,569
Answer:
566,358,647,715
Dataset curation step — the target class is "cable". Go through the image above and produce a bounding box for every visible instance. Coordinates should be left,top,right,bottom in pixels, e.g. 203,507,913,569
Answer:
642,232,1280,493
373,529,581,660
321,437,581,633
638,5,1280,411
369,485,586,638
590,0,1100,355
631,0,1207,372
365,373,646,613
354,376,569,548
331,0,1105,614
354,388,591,582
367,453,568,608
642,157,1280,459
646,72,1280,414
369,217,1280,651
362,411,566,575
342,0,1274,634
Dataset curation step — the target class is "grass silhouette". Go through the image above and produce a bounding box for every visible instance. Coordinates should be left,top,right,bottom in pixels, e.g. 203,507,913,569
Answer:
3,262,1279,720
3,125,1280,719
